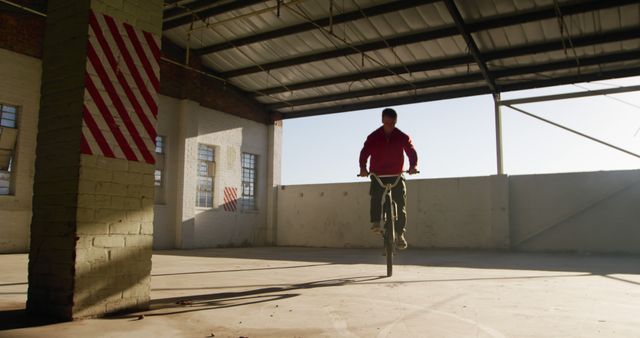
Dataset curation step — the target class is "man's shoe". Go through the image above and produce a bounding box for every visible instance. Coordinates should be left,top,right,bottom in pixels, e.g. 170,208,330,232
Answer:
370,222,382,234
396,233,408,250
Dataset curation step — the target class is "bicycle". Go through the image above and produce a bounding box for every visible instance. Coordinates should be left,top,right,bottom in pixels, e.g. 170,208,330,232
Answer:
360,170,418,277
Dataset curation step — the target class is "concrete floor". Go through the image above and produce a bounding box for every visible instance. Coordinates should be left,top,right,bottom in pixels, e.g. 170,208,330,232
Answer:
1,248,639,338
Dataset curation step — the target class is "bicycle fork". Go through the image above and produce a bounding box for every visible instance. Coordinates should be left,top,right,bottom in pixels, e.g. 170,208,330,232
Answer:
382,185,398,248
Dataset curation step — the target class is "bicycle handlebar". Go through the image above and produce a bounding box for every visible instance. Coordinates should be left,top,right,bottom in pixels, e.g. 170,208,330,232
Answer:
357,170,420,177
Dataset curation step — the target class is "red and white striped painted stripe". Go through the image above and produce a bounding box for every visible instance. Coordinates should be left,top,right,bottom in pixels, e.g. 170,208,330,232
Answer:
81,10,160,164
223,187,238,212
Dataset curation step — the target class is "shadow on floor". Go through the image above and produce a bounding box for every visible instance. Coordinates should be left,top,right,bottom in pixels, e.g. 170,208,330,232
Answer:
115,275,385,318
152,272,598,293
153,247,640,275
0,309,63,331
151,262,333,277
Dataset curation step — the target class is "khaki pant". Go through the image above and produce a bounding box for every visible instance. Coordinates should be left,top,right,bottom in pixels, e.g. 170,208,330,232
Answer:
370,176,407,235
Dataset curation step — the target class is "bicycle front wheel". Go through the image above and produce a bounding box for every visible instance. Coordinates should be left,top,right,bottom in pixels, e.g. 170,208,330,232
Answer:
385,229,393,277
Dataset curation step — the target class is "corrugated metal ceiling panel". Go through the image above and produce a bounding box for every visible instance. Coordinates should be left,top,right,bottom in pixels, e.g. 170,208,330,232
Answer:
161,0,640,118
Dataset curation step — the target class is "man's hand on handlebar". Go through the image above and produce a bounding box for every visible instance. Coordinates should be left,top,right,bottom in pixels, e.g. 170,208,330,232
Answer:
358,168,370,177
408,167,419,175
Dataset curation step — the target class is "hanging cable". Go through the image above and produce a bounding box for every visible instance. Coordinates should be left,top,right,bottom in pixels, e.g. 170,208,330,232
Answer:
178,2,297,107
284,2,377,96
282,1,421,99
0,0,46,17
188,0,306,33
553,0,581,73
349,0,417,93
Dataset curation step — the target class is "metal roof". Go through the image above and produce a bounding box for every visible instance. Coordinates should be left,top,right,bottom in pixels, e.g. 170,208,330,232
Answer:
162,0,640,119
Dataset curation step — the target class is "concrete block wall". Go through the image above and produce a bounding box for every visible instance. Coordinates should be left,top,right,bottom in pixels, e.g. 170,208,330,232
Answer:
27,0,92,318
73,155,154,317
0,48,41,253
71,0,161,318
27,0,163,319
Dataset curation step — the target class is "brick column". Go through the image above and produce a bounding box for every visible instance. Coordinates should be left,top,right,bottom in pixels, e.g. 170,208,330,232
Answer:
28,0,163,319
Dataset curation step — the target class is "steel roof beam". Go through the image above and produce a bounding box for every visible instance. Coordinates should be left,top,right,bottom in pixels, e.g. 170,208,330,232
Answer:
195,0,440,55
500,84,640,106
278,66,640,119
221,26,460,78
266,49,640,109
163,0,264,30
256,27,640,96
256,55,475,96
279,86,492,119
221,0,636,78
164,0,224,21
444,0,496,93
268,73,485,109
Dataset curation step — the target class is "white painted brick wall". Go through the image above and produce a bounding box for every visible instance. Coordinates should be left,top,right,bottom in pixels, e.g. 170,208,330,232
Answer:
0,54,277,253
153,96,272,249
0,48,41,253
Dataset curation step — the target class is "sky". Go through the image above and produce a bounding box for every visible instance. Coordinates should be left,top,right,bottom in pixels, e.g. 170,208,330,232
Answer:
281,76,640,185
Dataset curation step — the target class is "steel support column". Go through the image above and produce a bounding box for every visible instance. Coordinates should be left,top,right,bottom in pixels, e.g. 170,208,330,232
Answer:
494,93,504,175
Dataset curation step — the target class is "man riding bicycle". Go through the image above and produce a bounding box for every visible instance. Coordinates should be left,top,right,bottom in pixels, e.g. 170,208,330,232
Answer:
359,108,419,250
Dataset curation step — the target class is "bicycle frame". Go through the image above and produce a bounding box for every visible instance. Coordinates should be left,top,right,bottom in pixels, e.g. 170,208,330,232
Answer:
371,173,403,232
370,173,404,276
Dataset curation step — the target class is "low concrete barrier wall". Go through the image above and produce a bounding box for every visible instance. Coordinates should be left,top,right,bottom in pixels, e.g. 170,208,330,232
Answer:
277,169,640,253
277,175,510,249
510,169,640,254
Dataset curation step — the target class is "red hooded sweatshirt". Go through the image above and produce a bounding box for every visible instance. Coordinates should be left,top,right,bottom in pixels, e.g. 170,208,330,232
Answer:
359,126,418,175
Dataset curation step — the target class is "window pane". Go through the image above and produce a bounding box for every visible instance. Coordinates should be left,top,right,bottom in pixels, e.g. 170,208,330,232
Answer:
198,144,214,161
0,170,10,196
1,104,17,129
198,161,210,176
0,104,17,195
155,136,165,154
1,105,16,114
241,153,257,210
0,119,16,128
154,170,162,187
196,144,215,207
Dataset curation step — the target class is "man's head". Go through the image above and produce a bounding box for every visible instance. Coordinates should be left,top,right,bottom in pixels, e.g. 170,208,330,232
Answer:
382,108,397,134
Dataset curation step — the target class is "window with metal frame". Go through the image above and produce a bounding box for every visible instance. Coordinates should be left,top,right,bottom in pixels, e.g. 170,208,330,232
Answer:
155,135,165,154
154,135,166,204
0,103,18,196
154,169,162,187
196,144,215,208
241,152,257,210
